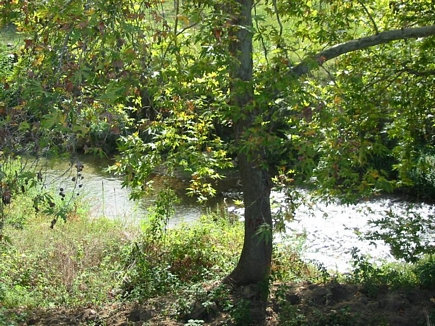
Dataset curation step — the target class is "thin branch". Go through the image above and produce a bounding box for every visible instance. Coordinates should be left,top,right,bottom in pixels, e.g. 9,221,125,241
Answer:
272,0,283,42
176,21,200,36
357,0,379,35
291,25,435,77
399,67,435,77
253,2,269,64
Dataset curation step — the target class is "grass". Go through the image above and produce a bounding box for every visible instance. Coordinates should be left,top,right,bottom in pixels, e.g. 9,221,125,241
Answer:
1,5,435,325
1,162,435,325
0,215,134,308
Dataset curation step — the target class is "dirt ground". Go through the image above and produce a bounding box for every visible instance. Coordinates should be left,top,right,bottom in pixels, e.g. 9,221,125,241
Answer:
5,282,435,326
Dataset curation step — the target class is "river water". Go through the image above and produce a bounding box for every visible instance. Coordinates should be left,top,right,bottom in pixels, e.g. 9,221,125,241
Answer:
38,155,202,225
39,156,435,273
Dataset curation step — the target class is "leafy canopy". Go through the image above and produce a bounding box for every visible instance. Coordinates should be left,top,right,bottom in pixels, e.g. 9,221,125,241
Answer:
0,0,434,203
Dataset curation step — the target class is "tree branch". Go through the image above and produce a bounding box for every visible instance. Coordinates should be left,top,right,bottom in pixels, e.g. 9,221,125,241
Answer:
400,67,435,77
291,25,435,77
357,0,379,35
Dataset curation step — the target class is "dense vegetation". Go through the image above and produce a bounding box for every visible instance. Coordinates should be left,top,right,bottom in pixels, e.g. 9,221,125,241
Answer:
1,0,435,324
0,161,434,325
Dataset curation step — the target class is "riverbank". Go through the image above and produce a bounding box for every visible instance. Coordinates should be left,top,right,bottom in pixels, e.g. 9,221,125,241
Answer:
36,155,435,273
2,156,434,324
2,211,435,325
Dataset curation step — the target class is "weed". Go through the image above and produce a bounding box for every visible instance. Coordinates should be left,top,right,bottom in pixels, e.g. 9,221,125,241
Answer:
414,256,435,289
349,248,383,297
271,241,319,283
142,187,179,242
230,298,251,326
122,213,243,301
0,306,28,326
275,284,307,325
278,304,307,326
0,215,133,308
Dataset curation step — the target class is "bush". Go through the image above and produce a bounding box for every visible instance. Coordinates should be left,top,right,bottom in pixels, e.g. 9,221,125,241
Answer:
121,212,243,300
415,256,435,289
409,152,435,200
365,205,435,263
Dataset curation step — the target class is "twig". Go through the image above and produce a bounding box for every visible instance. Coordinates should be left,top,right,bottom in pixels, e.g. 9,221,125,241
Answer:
357,0,379,35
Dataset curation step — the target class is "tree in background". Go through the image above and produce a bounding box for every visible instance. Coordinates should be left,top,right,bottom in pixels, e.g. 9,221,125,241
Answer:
1,0,435,303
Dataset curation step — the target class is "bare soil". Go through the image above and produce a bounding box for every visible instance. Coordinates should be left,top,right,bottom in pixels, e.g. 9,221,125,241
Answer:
5,282,435,326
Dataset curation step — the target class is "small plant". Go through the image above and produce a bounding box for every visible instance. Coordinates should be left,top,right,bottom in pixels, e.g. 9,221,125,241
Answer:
349,248,383,298
39,160,87,228
311,260,332,284
365,206,435,263
0,156,40,240
275,283,307,326
141,187,179,242
122,212,243,301
311,306,358,326
230,298,251,326
0,306,28,326
0,214,131,308
271,241,318,284
414,256,435,289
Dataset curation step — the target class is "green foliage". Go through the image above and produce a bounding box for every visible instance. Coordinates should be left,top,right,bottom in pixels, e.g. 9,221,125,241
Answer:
0,156,39,241
409,152,435,199
271,241,322,284
0,0,432,194
1,0,435,292
414,256,435,289
348,248,435,295
0,306,28,326
349,248,388,297
141,187,179,242
0,215,131,308
0,44,14,80
122,212,243,300
230,298,251,326
311,306,358,326
365,206,435,263
0,157,129,308
275,284,307,325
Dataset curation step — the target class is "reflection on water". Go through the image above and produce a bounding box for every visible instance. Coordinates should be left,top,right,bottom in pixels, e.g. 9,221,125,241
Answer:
36,155,203,225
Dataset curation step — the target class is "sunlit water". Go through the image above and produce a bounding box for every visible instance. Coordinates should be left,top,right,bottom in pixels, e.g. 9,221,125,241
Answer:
271,193,435,272
38,156,203,225
40,156,435,272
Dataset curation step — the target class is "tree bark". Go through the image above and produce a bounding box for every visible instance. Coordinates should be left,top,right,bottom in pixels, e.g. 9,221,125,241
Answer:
224,0,273,286
223,6,435,286
225,151,273,285
292,25,435,77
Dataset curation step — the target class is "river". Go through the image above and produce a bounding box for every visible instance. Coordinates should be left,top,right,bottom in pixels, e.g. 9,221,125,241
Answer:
39,155,435,273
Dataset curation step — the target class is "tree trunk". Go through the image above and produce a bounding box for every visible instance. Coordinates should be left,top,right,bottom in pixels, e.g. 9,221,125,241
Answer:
224,0,273,287
225,151,273,285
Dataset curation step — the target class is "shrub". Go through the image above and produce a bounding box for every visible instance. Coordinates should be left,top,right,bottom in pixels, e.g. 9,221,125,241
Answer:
121,212,243,300
414,256,435,289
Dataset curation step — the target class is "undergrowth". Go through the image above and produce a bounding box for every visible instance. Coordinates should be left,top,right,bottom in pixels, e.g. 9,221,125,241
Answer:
0,216,132,308
121,212,244,301
1,162,435,325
